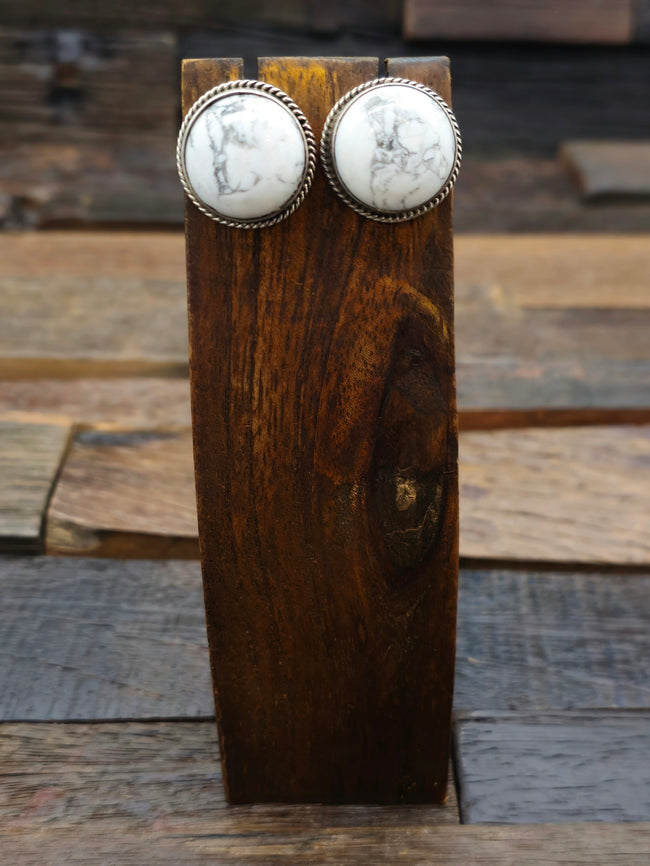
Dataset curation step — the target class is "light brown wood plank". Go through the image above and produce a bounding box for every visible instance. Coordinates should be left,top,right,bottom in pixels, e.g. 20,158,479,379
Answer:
44,424,650,566
0,232,188,378
460,425,650,566
0,750,647,866
0,721,459,865
45,428,198,558
2,233,647,418
561,141,650,200
455,235,650,418
0,418,71,553
0,379,191,428
404,0,633,43
455,712,650,823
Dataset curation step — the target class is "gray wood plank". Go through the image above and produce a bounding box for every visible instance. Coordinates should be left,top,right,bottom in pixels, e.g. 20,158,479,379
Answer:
0,419,71,553
455,712,650,824
561,141,650,200
455,570,650,712
3,559,648,722
0,556,212,720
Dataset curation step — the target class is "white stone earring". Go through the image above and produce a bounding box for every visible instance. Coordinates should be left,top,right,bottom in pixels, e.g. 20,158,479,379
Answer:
320,78,462,223
177,80,316,228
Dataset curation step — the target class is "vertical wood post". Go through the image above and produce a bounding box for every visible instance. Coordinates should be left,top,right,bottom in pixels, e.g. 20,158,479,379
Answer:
183,56,459,804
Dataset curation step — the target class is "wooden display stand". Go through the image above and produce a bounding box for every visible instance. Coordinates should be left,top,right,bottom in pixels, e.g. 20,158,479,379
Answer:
183,56,459,804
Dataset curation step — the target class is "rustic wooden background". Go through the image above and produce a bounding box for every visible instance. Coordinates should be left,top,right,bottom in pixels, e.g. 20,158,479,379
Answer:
0,0,649,861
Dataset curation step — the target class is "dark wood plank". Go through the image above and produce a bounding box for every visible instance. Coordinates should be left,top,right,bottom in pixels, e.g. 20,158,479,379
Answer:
2,231,647,421
561,141,650,200
0,379,191,428
404,0,633,44
0,418,71,553
455,570,650,713
0,28,176,137
460,425,650,566
0,137,182,230
0,1,400,32
185,56,458,804
45,429,198,558
455,711,650,824
0,556,211,721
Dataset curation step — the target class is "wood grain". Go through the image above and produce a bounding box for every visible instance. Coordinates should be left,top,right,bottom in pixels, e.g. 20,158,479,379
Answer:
404,0,633,43
2,559,646,722
1,231,647,422
0,418,71,553
0,379,191,428
43,423,650,566
455,711,650,824
560,141,650,200
0,721,457,829
0,720,645,864
185,56,458,803
455,235,650,418
0,29,176,138
0,556,210,721
460,425,650,566
0,231,187,377
455,570,650,712
45,428,198,558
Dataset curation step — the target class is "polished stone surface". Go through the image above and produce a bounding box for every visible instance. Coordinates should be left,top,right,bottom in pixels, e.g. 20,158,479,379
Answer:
183,91,307,221
332,83,457,214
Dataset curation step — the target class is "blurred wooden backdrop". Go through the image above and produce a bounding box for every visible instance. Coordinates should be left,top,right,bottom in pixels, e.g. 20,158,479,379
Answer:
0,0,649,231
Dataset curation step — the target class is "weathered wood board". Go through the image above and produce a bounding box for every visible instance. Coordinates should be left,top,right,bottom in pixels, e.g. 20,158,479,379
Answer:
1,232,648,419
0,29,176,137
0,418,71,553
404,0,634,43
45,429,198,558
560,141,650,200
455,235,650,419
455,570,650,712
0,556,210,721
0,232,188,378
0,379,191,428
460,425,650,566
0,719,646,865
455,711,650,824
0,721,458,830
3,558,646,722
42,424,650,566
184,56,459,804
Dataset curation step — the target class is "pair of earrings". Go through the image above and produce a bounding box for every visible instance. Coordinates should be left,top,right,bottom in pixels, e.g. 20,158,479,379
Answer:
177,77,462,229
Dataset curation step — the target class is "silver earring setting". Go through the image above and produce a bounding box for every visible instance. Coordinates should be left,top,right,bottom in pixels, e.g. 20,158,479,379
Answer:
320,77,462,222
177,79,317,228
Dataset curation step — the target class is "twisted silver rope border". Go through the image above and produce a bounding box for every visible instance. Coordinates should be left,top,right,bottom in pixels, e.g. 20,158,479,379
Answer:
177,79,317,229
320,77,463,223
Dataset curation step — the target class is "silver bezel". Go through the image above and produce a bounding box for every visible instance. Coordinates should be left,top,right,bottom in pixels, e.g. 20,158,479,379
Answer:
320,77,462,223
177,79,317,229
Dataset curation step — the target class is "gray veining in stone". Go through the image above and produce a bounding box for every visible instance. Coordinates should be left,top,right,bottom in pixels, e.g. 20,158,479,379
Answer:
333,84,457,213
183,92,307,221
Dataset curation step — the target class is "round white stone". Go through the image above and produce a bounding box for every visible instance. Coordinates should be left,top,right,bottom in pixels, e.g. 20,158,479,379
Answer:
332,83,457,214
183,91,307,221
